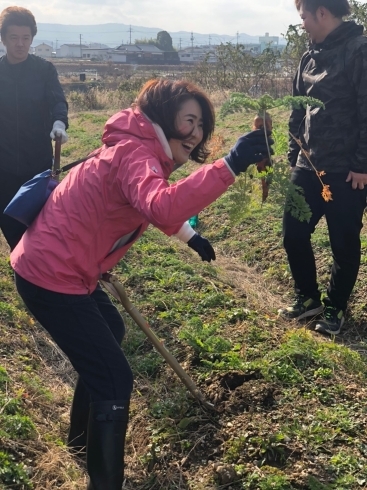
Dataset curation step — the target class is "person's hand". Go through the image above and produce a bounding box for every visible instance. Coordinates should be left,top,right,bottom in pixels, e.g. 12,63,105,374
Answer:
225,129,274,176
256,157,272,173
346,171,367,190
187,234,216,262
50,120,68,144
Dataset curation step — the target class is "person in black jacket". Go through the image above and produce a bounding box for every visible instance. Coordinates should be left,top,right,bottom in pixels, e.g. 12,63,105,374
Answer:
278,0,367,335
0,6,68,250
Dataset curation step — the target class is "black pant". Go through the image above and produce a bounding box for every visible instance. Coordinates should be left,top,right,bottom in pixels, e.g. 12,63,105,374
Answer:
0,173,29,250
15,273,134,402
283,167,367,311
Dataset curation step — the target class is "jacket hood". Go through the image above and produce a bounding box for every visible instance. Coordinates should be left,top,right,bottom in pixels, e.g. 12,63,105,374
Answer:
103,107,158,146
314,21,363,50
102,107,175,166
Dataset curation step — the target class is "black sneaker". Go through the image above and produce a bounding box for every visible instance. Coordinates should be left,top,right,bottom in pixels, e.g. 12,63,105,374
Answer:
278,295,323,320
315,306,345,335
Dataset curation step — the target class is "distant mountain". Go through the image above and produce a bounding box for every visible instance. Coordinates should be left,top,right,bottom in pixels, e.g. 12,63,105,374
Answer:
33,23,285,50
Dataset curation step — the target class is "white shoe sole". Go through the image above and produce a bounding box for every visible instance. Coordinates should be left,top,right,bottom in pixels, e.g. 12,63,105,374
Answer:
278,305,323,321
315,316,345,335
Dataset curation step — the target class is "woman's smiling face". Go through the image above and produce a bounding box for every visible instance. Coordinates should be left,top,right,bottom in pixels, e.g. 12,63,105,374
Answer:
168,98,204,165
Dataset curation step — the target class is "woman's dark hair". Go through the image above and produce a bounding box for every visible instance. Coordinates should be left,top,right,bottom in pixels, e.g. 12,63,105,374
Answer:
0,6,37,39
134,79,215,163
295,0,351,17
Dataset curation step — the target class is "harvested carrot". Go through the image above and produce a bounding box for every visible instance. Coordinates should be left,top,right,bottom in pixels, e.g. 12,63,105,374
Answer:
253,112,272,132
252,112,272,202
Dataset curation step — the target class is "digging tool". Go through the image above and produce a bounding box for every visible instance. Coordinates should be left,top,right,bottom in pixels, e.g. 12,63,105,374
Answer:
101,273,216,411
53,135,62,182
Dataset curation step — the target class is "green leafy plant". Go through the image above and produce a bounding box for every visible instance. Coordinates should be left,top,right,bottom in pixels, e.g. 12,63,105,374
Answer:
349,0,367,31
220,93,325,223
307,475,332,490
239,465,294,489
0,451,32,487
179,316,232,358
0,414,36,439
0,366,9,388
220,93,324,118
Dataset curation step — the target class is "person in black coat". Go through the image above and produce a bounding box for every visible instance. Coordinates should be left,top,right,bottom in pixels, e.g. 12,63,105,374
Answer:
0,6,68,250
279,0,367,335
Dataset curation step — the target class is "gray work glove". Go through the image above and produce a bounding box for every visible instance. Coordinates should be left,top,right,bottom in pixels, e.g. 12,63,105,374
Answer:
50,120,68,144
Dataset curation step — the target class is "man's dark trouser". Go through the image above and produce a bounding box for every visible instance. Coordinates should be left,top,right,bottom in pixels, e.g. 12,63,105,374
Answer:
14,274,134,402
283,167,367,312
0,172,29,250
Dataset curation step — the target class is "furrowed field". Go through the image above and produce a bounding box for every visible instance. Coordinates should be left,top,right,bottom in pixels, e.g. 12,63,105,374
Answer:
0,83,367,490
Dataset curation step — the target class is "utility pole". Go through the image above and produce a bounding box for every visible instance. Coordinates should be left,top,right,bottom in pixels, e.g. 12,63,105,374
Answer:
129,25,132,45
179,37,182,50
208,34,211,46
190,31,194,56
55,39,58,50
79,34,82,58
236,31,239,46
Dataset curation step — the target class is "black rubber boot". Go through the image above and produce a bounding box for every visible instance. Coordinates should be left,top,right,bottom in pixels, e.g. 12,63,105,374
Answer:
67,377,91,458
86,399,129,490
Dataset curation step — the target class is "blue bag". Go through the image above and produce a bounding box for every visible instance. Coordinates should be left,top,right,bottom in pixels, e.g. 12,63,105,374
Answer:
3,147,102,227
4,170,59,227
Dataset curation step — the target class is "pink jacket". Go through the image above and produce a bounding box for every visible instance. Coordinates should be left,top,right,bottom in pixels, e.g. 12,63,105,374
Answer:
11,108,235,294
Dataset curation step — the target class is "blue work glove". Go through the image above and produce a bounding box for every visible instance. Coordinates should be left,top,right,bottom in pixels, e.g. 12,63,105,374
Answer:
187,234,216,262
225,129,274,176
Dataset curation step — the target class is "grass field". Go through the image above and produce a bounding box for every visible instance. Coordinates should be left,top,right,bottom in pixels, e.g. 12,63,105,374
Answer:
0,100,367,489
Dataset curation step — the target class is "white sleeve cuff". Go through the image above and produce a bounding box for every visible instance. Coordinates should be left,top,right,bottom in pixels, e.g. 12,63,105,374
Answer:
224,157,237,178
174,221,196,242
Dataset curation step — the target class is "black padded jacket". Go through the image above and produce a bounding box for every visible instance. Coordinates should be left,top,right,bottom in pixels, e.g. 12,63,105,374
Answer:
288,22,367,173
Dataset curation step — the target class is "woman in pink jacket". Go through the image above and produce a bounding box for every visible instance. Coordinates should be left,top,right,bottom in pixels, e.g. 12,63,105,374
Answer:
11,79,271,489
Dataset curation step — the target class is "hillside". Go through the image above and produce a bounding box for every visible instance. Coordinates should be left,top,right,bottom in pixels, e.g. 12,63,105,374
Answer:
0,107,367,490
33,23,263,50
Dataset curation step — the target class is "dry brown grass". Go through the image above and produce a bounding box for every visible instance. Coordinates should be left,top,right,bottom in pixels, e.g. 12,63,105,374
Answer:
0,233,9,254
67,87,136,113
207,90,231,109
30,447,86,489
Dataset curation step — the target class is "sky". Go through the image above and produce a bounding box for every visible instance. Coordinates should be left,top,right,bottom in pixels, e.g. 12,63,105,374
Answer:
0,0,302,38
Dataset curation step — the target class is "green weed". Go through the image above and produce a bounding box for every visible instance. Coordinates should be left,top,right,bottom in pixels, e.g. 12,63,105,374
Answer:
284,418,334,450
328,451,367,487
0,366,9,388
179,316,232,358
307,475,331,490
0,414,35,439
131,351,163,377
20,374,53,402
150,391,190,420
241,466,294,489
307,475,332,489
262,330,367,386
0,302,18,321
0,395,20,415
0,451,32,488
315,405,362,435
0,301,31,328
225,432,289,466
